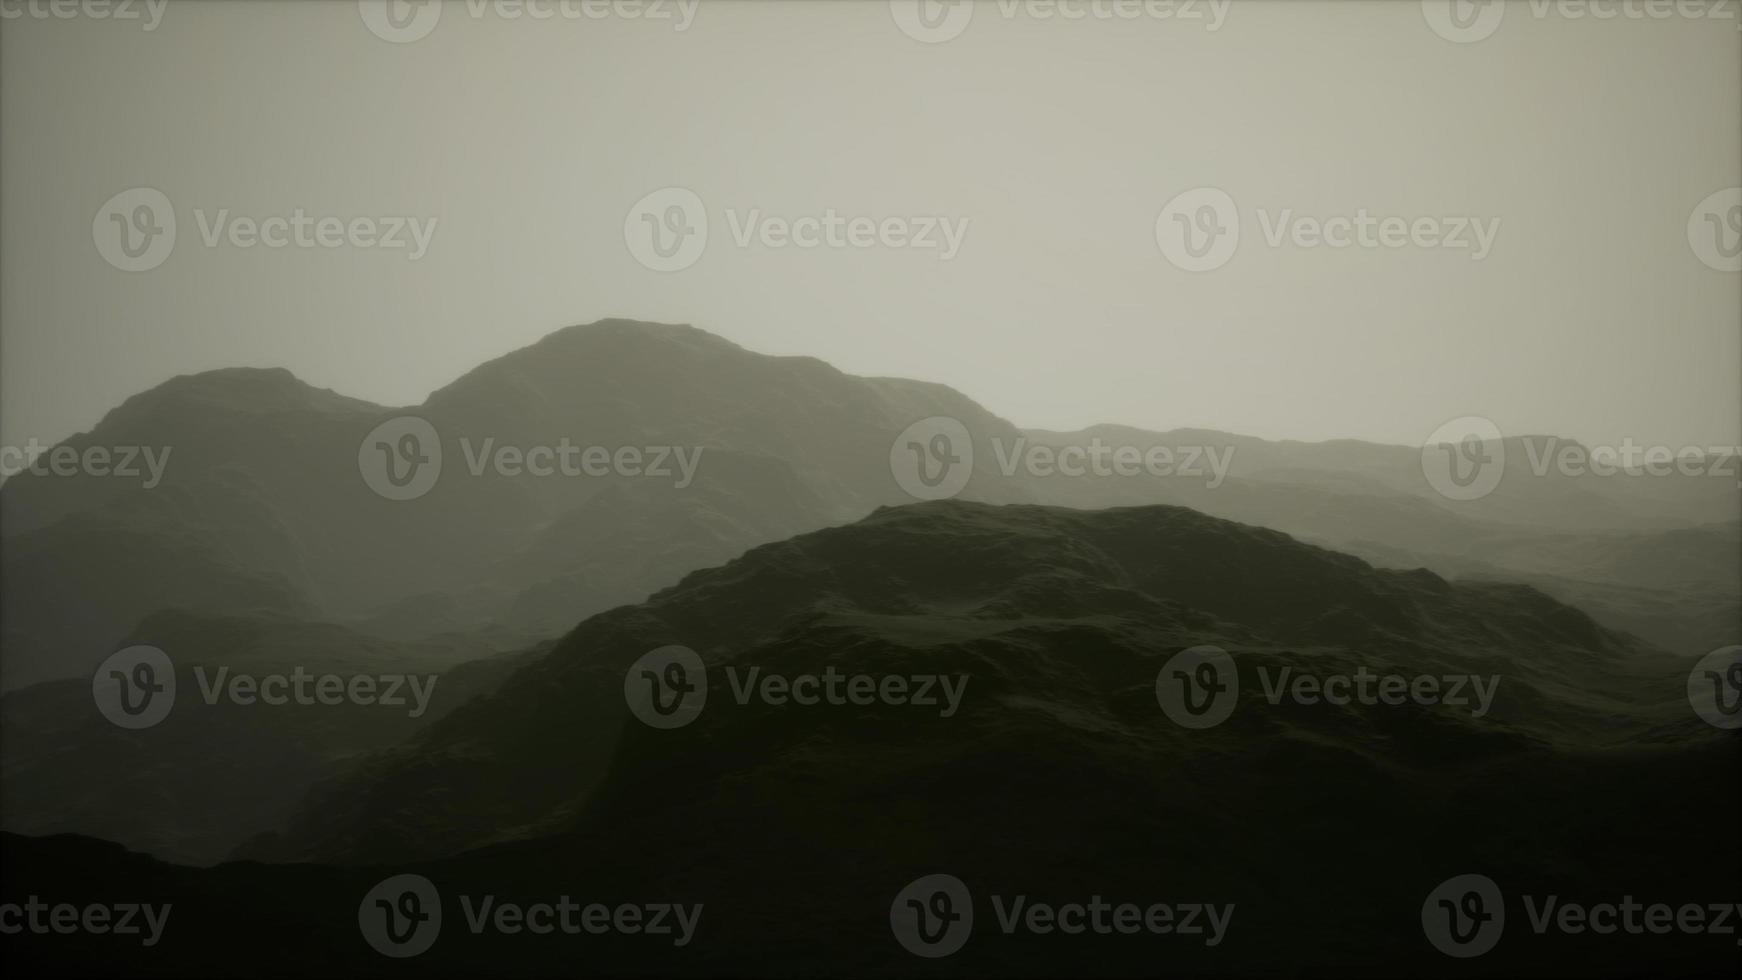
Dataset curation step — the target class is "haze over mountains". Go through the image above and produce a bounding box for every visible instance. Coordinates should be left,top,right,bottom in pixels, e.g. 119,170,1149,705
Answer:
0,319,1735,881
3,319,1735,692
4,501,1735,977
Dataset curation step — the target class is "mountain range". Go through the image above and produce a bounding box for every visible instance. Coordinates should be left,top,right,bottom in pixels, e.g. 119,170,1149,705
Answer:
0,319,1735,975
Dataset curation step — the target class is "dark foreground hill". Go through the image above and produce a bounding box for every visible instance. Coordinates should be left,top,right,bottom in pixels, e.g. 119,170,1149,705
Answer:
2,502,1736,976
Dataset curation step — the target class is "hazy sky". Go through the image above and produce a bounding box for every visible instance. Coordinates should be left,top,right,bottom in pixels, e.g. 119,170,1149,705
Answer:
3,0,1738,452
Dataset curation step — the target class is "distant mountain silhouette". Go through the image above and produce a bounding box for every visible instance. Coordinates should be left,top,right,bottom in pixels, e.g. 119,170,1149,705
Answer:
1,320,1734,877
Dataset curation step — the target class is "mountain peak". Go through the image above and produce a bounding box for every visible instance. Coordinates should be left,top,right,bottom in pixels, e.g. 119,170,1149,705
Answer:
102,367,379,430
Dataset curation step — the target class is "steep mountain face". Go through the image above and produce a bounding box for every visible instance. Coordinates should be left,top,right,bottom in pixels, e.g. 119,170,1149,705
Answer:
243,501,1710,869
0,610,537,865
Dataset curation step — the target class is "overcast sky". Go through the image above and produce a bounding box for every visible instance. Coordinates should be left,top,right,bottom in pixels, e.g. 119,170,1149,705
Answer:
3,0,1738,452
